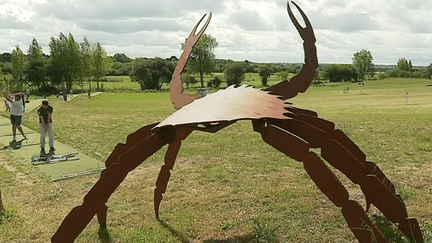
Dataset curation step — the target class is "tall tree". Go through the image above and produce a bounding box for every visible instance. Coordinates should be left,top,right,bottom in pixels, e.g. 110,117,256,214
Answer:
27,38,46,88
65,33,82,90
426,63,432,79
258,66,272,86
80,37,92,89
397,58,411,71
352,49,375,81
11,45,26,90
182,34,218,87
91,42,113,89
48,32,81,90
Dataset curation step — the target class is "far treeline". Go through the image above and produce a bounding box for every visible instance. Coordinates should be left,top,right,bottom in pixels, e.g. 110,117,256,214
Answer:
1,33,432,93
0,33,113,93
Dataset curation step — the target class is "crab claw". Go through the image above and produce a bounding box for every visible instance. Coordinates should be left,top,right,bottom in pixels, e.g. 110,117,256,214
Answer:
188,13,212,45
288,1,316,43
170,13,212,110
265,1,318,100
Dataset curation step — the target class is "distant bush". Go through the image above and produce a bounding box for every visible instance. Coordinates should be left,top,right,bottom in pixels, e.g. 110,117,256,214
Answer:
224,63,245,86
258,67,272,86
183,74,198,88
323,64,358,82
386,69,429,79
207,76,222,88
376,72,386,80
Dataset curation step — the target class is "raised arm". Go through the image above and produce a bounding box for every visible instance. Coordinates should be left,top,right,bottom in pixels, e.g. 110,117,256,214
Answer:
264,1,318,100
2,90,12,103
170,13,212,109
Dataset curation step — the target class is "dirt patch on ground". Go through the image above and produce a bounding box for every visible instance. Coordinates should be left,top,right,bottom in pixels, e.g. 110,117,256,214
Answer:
0,153,34,186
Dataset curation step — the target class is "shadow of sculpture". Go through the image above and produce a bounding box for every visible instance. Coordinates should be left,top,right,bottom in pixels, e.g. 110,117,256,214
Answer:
158,218,191,243
98,226,112,243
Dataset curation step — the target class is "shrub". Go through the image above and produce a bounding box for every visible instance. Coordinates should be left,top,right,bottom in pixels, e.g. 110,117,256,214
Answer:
183,74,197,88
207,76,222,88
324,64,358,82
259,67,272,86
377,72,386,80
224,63,245,86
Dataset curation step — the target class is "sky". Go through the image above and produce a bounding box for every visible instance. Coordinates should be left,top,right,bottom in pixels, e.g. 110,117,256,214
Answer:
1,0,431,66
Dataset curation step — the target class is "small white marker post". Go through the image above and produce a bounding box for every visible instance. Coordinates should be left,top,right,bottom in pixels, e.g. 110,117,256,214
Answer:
359,82,364,94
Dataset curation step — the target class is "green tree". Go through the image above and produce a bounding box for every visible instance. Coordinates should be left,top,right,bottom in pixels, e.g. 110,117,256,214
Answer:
397,58,411,71
182,73,198,88
48,32,82,90
277,71,289,81
324,64,358,82
258,66,272,86
27,38,46,88
352,49,375,81
426,63,432,79
207,75,222,88
287,63,300,74
113,53,132,63
91,42,113,89
130,58,175,90
0,53,12,63
11,45,26,90
80,37,92,89
182,34,218,87
224,62,245,86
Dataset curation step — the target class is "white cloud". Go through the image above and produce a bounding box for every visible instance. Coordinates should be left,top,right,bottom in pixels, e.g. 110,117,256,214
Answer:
0,0,431,65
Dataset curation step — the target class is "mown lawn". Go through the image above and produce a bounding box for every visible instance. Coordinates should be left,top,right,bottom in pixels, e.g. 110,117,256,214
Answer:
0,78,431,242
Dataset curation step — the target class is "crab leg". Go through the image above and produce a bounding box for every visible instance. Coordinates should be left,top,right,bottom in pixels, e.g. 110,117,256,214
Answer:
104,122,159,168
52,127,175,243
265,1,318,100
154,127,193,218
321,137,423,243
170,13,212,109
253,121,386,242
284,112,423,242
263,116,424,243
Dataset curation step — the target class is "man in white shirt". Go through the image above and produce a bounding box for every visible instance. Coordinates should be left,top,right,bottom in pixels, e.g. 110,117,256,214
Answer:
3,90,27,141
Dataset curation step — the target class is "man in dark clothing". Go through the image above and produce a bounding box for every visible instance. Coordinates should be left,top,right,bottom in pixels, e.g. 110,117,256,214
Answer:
38,100,54,155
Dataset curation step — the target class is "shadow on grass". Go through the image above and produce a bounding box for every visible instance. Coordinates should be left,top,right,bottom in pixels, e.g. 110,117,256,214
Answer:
158,218,191,243
98,226,112,243
0,139,38,151
158,218,276,243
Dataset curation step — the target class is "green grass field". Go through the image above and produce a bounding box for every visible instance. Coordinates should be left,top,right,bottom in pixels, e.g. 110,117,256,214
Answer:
0,77,431,242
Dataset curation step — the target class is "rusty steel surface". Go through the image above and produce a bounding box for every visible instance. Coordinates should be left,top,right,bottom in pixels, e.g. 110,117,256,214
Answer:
52,1,424,243
157,84,289,128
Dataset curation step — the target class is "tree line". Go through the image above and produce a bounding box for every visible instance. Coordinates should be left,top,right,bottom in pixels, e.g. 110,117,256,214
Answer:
2,33,432,93
0,33,112,93
323,50,432,82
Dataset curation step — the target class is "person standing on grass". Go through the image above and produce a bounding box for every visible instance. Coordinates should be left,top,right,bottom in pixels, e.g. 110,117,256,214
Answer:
2,90,27,141
26,85,31,103
38,100,54,155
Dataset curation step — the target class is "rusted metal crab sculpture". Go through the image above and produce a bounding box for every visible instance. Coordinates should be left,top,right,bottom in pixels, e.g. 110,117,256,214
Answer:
52,2,423,242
